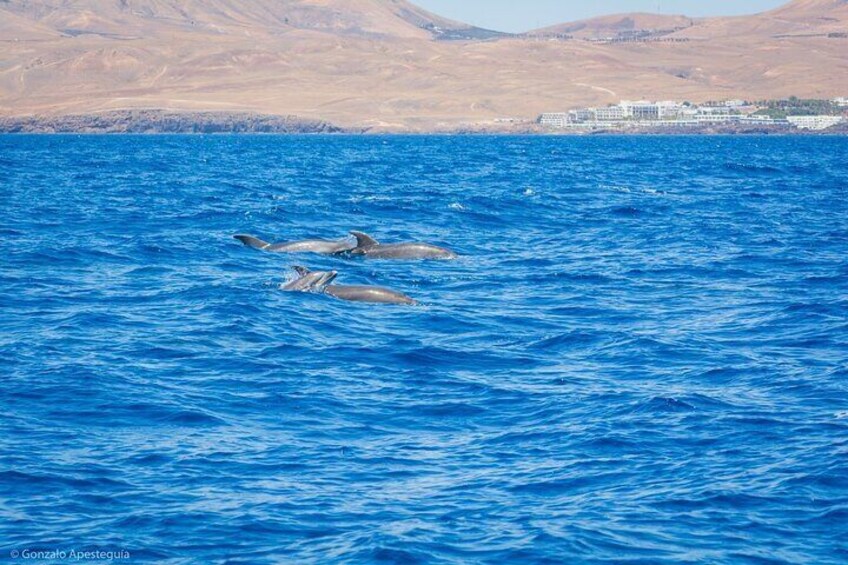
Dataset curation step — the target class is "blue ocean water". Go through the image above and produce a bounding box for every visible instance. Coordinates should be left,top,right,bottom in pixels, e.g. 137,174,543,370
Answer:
1,135,847,564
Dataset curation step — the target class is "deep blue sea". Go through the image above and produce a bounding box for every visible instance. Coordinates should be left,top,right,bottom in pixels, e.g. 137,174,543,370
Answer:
2,135,847,564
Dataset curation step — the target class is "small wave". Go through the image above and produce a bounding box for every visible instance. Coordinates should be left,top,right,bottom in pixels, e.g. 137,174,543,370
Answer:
526,331,602,351
113,402,226,426
409,402,486,418
632,396,697,413
610,205,643,217
724,162,783,174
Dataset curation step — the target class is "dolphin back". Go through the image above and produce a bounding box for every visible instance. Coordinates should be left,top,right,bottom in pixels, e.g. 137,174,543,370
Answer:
234,234,271,250
235,234,355,255
362,243,457,260
347,232,456,260
325,285,417,305
265,239,356,254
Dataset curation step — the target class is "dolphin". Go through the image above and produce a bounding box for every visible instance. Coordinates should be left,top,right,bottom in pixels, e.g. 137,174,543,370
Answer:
286,267,417,305
347,231,457,260
325,284,417,305
235,234,355,255
282,266,338,292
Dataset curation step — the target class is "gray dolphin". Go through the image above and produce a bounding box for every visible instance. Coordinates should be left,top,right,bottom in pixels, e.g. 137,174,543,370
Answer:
286,267,417,305
235,234,355,255
282,266,338,292
325,284,417,305
348,231,457,260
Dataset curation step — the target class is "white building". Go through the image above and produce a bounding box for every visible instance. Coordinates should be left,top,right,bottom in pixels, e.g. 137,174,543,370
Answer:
697,106,732,116
568,109,596,123
621,100,661,120
657,101,683,119
833,97,848,107
787,115,844,130
594,106,626,121
539,113,570,128
740,115,789,126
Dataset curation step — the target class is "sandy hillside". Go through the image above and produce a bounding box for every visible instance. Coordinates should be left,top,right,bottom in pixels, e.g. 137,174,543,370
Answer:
0,0,845,131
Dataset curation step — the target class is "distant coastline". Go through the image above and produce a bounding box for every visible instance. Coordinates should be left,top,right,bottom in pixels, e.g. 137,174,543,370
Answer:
1,110,847,135
0,110,352,134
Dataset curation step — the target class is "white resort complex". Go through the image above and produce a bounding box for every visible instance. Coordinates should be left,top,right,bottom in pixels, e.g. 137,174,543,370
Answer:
540,99,847,131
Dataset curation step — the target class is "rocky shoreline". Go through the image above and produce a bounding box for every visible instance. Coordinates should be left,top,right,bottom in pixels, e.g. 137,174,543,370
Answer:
0,111,845,135
0,110,350,134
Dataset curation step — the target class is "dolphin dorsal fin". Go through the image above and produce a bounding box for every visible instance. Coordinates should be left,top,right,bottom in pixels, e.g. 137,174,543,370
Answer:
234,235,271,250
351,231,379,249
293,266,311,277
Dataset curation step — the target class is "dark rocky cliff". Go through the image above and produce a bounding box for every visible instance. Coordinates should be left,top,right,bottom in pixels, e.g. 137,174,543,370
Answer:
0,110,349,134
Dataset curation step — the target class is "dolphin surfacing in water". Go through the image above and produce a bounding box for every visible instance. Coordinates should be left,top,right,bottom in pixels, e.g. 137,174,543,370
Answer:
281,266,338,292
235,235,355,255
284,267,417,305
348,231,457,260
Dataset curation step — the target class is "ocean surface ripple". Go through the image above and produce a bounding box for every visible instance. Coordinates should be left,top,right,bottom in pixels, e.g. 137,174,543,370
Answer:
2,135,847,564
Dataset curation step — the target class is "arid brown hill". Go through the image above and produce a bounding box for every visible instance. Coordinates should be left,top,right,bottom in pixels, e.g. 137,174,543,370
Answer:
0,0,845,131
